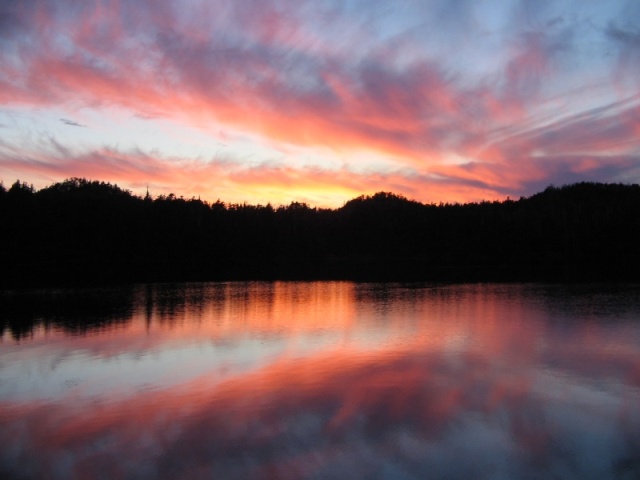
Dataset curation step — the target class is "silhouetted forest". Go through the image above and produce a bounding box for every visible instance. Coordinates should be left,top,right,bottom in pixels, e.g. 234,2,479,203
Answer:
1,178,640,287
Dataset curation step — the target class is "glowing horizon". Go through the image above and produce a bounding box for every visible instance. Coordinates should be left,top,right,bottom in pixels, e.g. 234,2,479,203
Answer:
2,1,640,207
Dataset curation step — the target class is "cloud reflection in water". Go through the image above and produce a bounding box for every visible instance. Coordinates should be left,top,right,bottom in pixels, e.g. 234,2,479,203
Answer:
1,282,640,479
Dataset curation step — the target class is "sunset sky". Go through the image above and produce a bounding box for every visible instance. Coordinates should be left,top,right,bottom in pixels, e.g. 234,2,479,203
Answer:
1,0,640,206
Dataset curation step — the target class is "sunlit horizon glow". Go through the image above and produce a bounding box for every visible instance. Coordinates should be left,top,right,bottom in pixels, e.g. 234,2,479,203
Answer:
1,0,640,207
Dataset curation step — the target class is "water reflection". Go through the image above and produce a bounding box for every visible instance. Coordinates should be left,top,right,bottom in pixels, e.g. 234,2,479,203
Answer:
1,282,640,479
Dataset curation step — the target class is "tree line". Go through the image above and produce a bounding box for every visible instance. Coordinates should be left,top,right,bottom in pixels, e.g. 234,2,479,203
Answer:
1,178,639,287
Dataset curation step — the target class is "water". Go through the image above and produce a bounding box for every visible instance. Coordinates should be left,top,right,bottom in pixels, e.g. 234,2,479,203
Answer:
1,282,640,479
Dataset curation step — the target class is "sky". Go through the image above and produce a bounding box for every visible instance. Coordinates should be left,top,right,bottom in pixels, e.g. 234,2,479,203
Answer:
1,0,640,207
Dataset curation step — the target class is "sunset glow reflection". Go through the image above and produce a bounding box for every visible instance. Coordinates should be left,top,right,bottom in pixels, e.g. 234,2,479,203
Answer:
1,282,640,479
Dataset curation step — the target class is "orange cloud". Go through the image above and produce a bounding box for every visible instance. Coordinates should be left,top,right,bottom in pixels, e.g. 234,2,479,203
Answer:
2,0,640,205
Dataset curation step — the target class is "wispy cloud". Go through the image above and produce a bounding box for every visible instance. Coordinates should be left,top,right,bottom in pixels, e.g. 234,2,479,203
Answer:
0,0,639,204
59,118,86,127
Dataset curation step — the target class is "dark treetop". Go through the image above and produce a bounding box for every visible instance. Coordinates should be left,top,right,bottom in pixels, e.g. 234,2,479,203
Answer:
1,178,640,287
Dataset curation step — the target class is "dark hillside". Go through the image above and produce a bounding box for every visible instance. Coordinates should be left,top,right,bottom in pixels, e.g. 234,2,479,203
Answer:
1,179,639,287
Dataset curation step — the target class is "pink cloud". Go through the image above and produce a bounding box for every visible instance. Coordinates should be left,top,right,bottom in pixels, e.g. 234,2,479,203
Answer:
1,0,640,204
0,141,488,205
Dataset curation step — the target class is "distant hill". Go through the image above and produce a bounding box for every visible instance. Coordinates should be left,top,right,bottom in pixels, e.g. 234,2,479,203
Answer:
1,179,639,287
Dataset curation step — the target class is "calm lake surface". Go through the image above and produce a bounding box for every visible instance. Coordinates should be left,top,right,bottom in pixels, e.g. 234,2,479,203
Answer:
1,282,640,479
